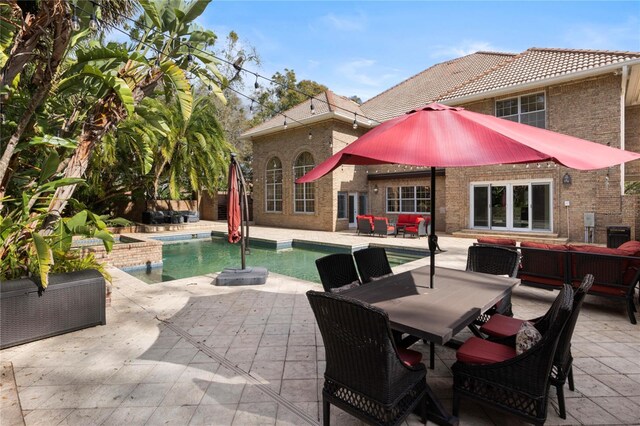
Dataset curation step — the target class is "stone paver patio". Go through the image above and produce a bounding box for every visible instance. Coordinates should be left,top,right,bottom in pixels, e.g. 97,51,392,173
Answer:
1,223,639,425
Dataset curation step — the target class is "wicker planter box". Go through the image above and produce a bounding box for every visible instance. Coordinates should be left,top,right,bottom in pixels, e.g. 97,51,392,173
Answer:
0,269,106,349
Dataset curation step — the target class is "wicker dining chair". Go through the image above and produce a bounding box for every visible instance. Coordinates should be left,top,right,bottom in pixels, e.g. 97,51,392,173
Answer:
315,253,361,292
353,247,394,284
452,284,574,426
307,290,428,426
466,244,521,323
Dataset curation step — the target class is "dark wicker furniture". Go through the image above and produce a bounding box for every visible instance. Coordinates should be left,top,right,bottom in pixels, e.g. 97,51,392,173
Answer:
315,253,361,292
357,216,374,236
466,245,521,323
373,217,396,237
517,244,640,324
452,284,574,425
0,269,106,349
307,290,428,426
354,247,393,284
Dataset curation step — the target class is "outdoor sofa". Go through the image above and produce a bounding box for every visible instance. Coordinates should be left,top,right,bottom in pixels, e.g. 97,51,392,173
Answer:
142,210,199,224
395,214,431,237
515,240,640,324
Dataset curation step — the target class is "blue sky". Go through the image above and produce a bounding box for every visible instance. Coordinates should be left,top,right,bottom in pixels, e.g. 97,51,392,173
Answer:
201,1,639,102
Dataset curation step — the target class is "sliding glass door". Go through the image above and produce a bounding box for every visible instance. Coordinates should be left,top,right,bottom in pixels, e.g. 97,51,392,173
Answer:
471,181,552,231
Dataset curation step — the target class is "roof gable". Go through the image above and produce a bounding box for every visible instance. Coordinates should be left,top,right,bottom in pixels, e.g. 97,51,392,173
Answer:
360,52,514,121
242,90,364,138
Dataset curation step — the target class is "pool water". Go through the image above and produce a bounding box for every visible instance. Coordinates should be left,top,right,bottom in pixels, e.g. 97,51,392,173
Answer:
125,238,420,284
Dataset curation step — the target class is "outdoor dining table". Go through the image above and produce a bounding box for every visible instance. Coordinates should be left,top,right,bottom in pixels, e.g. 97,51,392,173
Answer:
342,265,520,426
342,265,519,345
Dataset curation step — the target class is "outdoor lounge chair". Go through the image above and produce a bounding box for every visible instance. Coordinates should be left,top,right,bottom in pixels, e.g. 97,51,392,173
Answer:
315,253,361,292
373,217,395,237
353,247,393,284
452,284,574,425
480,275,594,419
466,245,521,324
356,215,374,236
307,290,428,426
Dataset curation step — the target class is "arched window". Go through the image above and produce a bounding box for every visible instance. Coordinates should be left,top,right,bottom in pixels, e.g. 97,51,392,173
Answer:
265,157,282,212
293,152,315,213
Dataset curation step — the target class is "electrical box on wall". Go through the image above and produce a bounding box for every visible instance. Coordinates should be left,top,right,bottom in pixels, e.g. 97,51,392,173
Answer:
584,212,595,227
564,200,570,207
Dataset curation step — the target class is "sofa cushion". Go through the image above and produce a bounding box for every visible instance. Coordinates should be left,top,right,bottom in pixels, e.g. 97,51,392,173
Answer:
477,237,517,247
567,244,625,256
456,337,516,364
617,240,640,257
520,241,568,251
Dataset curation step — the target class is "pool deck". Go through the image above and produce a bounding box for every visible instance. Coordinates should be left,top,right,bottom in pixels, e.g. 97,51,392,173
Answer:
1,222,639,425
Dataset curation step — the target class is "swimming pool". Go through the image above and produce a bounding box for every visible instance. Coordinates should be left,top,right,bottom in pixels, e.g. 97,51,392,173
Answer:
124,237,421,284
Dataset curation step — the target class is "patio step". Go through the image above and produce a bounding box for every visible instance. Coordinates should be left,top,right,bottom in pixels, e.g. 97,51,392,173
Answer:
451,229,568,244
1,362,25,426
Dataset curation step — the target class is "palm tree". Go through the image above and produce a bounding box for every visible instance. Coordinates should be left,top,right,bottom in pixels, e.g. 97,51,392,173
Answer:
47,0,226,216
143,96,231,200
0,0,136,200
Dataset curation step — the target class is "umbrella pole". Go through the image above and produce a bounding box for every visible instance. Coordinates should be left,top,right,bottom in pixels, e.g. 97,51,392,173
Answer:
428,167,437,289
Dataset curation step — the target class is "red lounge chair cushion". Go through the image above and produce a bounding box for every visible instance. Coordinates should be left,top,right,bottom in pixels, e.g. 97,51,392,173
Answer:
477,237,517,246
397,347,423,366
480,314,524,338
456,337,516,364
567,244,625,256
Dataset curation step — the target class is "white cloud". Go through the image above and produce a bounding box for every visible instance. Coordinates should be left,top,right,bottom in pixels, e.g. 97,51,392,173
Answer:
428,41,505,59
561,16,640,50
320,12,366,32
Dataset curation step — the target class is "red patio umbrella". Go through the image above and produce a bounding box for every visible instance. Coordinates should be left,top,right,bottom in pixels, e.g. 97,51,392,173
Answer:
297,103,640,287
227,157,242,244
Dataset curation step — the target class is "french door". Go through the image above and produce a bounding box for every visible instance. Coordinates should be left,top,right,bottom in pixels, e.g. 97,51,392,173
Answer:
471,182,551,231
348,193,368,228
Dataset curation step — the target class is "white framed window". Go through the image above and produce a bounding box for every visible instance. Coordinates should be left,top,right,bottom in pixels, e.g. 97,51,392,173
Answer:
337,192,347,219
293,152,315,213
386,185,430,213
470,179,552,231
496,93,545,128
265,157,282,212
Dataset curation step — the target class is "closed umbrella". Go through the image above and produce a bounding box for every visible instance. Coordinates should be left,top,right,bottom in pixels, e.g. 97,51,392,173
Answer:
297,103,640,287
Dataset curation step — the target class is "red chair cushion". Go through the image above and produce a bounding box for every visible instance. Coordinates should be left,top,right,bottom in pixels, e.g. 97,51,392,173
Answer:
477,237,517,246
617,240,640,257
456,337,517,364
480,314,525,338
520,241,569,251
397,347,423,366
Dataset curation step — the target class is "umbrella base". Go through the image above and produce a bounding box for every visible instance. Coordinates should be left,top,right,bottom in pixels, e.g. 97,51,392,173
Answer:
215,267,268,286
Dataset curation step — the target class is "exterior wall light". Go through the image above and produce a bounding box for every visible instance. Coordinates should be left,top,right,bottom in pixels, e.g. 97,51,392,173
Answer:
373,184,379,194
562,173,572,185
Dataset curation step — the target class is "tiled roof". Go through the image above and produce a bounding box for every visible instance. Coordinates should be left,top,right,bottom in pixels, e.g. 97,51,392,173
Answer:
243,90,363,137
360,52,515,121
439,48,640,101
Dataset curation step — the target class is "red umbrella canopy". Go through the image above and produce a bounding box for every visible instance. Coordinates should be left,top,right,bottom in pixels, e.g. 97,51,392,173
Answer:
227,161,242,244
297,103,640,183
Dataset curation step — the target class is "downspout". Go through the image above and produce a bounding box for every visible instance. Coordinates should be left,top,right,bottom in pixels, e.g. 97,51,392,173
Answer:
620,65,629,195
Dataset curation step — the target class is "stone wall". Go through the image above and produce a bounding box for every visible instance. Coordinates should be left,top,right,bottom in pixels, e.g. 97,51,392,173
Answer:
80,236,162,268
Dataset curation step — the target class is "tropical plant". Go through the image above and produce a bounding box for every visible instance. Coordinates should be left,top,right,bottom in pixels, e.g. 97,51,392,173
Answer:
0,153,113,288
47,0,226,216
0,0,136,200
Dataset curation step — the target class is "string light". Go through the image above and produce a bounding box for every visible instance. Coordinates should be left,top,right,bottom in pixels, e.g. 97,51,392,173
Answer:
89,13,99,30
71,5,81,31
308,131,313,140
186,43,194,64
77,1,381,127
352,113,358,130
310,98,315,115
283,117,287,130
249,100,254,113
